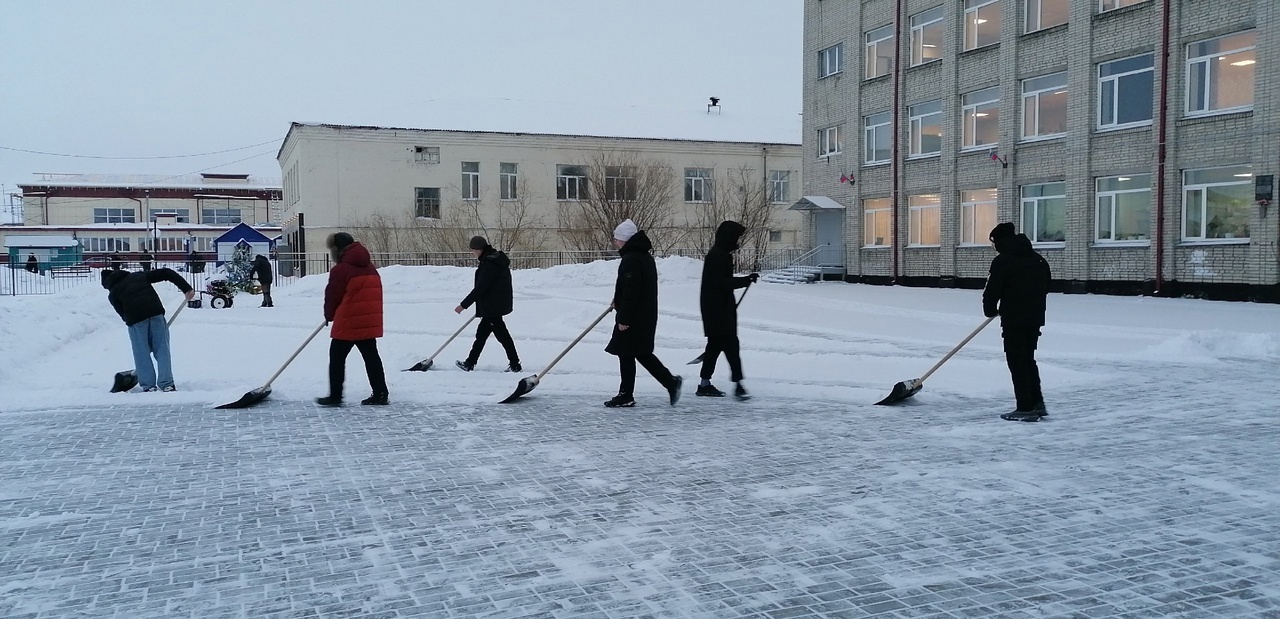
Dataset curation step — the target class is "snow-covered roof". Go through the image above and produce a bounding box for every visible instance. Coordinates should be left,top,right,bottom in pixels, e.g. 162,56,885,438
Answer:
4,235,80,248
21,173,281,191
790,196,845,210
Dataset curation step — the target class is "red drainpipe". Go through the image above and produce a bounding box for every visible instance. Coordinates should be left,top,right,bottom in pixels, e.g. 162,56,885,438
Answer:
890,0,903,283
1153,0,1172,295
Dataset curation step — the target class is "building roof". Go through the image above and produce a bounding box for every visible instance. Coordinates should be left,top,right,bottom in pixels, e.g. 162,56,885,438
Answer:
4,235,80,248
214,222,273,245
19,172,281,191
790,196,846,210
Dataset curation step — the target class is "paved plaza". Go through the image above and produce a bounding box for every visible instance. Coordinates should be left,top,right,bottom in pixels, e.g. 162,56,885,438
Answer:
2,356,1279,618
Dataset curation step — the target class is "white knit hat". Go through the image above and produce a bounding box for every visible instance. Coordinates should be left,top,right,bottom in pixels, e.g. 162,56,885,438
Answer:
613,219,638,242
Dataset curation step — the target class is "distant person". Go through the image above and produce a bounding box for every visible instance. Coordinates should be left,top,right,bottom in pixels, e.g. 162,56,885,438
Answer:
983,222,1052,422
604,219,682,408
140,249,154,272
101,267,196,392
318,232,388,407
249,254,274,307
110,252,124,270
454,236,521,372
25,253,38,273
697,221,758,400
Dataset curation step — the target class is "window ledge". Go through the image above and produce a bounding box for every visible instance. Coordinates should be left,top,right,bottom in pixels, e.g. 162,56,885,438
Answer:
1019,134,1066,145
960,43,999,56
907,244,941,249
818,72,843,80
1021,23,1068,39
863,161,891,168
961,145,999,154
819,153,843,160
863,74,891,84
1178,239,1250,247
1180,109,1253,125
1092,241,1151,248
907,59,942,70
862,245,893,250
1032,242,1066,249
906,153,942,161
1094,3,1152,20
1096,122,1153,135
958,243,994,249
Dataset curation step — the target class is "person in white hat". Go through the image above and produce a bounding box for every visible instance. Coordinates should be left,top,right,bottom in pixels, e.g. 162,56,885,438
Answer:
603,219,682,408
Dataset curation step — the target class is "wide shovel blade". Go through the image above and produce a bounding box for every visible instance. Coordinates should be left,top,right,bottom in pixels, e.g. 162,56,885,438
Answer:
215,386,272,410
500,375,540,403
404,358,434,372
111,371,139,393
875,378,921,405
686,353,705,365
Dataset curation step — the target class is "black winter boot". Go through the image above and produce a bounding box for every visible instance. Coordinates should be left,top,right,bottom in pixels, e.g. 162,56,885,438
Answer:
361,392,389,406
455,360,475,372
696,384,725,397
315,395,343,407
734,382,751,401
604,393,636,408
667,376,683,406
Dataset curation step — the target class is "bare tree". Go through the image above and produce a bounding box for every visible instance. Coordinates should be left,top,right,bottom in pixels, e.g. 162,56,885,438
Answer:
348,209,440,256
557,150,681,252
440,177,550,253
684,164,784,270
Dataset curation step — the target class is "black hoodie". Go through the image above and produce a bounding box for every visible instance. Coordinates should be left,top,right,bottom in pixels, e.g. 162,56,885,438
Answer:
101,268,193,326
983,233,1051,327
460,246,514,317
700,221,752,338
606,230,659,356
249,255,274,284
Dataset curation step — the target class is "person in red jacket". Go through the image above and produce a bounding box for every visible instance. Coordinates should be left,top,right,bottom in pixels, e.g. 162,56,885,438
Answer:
317,232,388,406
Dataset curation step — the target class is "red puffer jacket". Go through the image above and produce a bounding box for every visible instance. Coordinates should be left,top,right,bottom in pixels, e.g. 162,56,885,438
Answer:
324,242,383,341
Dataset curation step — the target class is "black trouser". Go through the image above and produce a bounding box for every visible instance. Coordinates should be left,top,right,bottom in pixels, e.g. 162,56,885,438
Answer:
328,338,387,398
260,281,273,306
1002,325,1043,411
618,353,676,396
700,335,743,383
466,316,519,365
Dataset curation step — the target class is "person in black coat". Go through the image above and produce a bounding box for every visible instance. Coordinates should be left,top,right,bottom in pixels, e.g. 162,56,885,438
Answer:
604,219,682,408
248,254,274,307
25,253,38,273
101,268,196,392
698,221,759,400
139,249,153,272
110,252,124,270
454,236,521,372
983,222,1052,422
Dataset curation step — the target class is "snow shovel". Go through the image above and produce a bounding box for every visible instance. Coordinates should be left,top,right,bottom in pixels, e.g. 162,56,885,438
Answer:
404,315,477,371
500,305,613,403
215,320,327,409
687,282,752,365
875,316,995,405
110,300,188,393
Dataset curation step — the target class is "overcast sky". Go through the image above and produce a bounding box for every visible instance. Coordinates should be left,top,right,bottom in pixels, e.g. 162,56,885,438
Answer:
0,0,802,207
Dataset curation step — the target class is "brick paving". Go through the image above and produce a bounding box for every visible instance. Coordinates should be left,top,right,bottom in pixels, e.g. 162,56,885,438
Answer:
1,357,1278,618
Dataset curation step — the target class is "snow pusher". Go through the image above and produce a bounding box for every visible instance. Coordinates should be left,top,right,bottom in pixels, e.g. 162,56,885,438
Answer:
875,316,995,405
500,305,613,403
215,320,327,409
404,315,476,371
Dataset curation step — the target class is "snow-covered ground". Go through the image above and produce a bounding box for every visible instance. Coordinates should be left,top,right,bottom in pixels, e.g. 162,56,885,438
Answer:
1,256,1276,412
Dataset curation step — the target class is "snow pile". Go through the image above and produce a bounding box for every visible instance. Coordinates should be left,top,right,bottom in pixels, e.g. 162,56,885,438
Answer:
0,283,122,383
1145,330,1280,362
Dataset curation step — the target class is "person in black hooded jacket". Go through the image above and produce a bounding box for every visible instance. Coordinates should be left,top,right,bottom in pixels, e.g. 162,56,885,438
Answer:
983,222,1052,421
455,236,521,372
603,219,682,408
697,221,759,400
248,254,274,307
101,268,195,392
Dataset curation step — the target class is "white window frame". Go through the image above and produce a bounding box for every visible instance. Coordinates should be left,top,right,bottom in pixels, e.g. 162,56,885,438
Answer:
819,43,844,78
1020,182,1067,245
1025,0,1068,34
1021,71,1068,141
769,171,791,204
863,198,893,247
83,237,132,252
556,165,587,201
93,207,136,224
960,189,998,246
1095,174,1152,243
685,168,714,203
605,166,637,202
1181,166,1253,242
818,125,843,158
499,163,518,201
414,187,441,219
908,194,942,247
864,27,893,79
202,208,243,225
964,0,1001,51
1185,32,1256,117
908,100,943,158
962,87,1001,150
864,112,891,165
910,8,944,67
769,230,784,243
414,146,440,164
149,208,190,223
1097,54,1154,131
461,162,480,201
1099,0,1147,12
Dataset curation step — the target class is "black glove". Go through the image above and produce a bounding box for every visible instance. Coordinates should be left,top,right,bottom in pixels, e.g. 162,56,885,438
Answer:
749,273,760,283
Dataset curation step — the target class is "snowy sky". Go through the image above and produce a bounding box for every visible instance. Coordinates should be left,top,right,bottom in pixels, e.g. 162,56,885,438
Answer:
0,0,803,210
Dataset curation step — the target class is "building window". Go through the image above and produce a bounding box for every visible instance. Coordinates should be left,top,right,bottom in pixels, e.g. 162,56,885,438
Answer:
910,7,944,66
769,171,791,204
82,237,131,252
685,168,714,203
962,87,1001,149
1096,174,1151,242
864,112,891,165
1021,71,1068,140
961,189,999,245
964,0,1002,51
150,209,190,223
202,208,242,225
865,25,894,79
1182,166,1252,241
769,230,783,243
1186,32,1255,116
818,125,843,158
93,208,135,223
605,166,636,202
819,43,844,78
1025,0,1068,33
556,165,587,201
1098,54,1154,130
499,163,518,201
908,194,941,246
1020,182,1066,243
414,146,440,164
1100,0,1147,11
863,198,892,247
461,162,480,200
414,187,441,219
908,100,943,158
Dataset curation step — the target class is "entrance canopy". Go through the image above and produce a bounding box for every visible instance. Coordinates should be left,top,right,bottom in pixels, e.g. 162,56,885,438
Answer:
789,195,845,211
